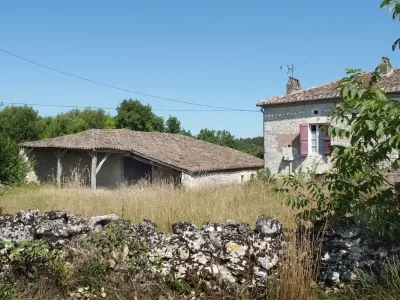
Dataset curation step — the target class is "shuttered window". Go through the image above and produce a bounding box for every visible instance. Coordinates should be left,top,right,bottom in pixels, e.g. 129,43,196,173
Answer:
300,123,331,156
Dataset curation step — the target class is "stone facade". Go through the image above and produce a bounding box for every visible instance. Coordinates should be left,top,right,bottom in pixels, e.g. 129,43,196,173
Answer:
181,169,258,189
263,101,400,175
263,102,337,175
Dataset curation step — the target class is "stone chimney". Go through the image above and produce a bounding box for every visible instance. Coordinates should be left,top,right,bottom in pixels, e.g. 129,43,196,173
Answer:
286,77,301,94
380,57,393,76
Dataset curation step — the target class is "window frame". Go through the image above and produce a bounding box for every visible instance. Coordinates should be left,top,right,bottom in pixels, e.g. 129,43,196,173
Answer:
308,124,326,155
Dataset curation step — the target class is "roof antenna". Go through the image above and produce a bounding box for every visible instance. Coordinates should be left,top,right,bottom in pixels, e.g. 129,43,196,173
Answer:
280,63,295,78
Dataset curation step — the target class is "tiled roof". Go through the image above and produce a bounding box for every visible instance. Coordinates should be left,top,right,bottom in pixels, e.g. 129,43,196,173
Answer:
21,129,263,174
257,69,400,107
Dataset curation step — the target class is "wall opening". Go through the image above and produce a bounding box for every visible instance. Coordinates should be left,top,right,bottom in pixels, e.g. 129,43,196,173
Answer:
123,157,152,183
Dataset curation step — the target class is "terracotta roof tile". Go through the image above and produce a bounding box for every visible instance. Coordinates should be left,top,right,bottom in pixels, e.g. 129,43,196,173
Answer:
257,69,400,107
21,129,263,174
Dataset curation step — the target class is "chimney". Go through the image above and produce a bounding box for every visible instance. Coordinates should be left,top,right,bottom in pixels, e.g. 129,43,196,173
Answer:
380,57,393,76
286,77,301,94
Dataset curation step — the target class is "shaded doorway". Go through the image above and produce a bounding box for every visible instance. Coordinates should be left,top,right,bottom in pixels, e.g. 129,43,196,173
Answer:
124,157,152,183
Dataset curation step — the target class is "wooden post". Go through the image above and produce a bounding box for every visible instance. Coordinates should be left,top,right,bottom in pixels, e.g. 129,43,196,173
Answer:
54,149,67,187
91,151,97,190
96,153,110,174
89,151,111,190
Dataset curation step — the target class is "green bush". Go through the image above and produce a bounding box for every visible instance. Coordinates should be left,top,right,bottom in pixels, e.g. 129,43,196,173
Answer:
0,133,29,185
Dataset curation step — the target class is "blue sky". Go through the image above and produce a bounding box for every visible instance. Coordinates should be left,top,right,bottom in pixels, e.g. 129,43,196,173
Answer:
0,1,398,138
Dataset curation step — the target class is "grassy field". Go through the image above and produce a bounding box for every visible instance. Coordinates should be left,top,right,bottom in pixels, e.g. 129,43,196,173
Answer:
0,181,296,232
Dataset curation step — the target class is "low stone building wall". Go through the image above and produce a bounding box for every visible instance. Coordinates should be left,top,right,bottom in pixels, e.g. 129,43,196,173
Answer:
181,170,258,188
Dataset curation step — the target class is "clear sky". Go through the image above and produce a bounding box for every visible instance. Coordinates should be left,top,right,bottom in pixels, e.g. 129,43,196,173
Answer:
0,1,399,138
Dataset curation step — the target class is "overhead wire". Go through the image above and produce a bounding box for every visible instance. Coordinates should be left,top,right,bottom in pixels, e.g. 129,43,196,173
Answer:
0,101,247,112
0,48,260,113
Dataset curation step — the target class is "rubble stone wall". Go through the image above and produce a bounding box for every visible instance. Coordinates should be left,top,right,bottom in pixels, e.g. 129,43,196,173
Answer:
0,209,399,289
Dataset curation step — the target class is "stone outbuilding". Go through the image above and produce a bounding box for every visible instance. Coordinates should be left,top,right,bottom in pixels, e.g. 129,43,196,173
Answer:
257,57,400,175
21,129,263,189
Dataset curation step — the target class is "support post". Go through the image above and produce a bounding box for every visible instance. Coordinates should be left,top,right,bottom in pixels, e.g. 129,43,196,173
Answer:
54,149,67,188
96,153,110,174
91,151,97,190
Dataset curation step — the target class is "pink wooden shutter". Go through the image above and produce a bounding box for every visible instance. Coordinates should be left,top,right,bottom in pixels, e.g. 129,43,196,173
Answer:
324,134,331,156
300,123,308,157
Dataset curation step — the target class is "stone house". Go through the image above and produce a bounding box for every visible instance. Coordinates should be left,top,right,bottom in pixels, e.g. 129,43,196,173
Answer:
257,57,400,175
21,129,263,189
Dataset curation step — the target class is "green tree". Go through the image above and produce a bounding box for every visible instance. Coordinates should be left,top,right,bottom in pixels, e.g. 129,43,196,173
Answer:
236,136,264,158
0,106,42,142
104,115,116,129
41,108,114,138
181,129,193,137
115,99,165,132
165,116,182,134
196,129,238,149
381,0,400,50
0,133,28,185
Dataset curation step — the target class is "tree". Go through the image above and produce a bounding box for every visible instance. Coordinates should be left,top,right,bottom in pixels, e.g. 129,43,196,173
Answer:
165,116,182,134
381,0,400,50
181,129,193,137
115,99,165,132
196,129,238,149
236,137,264,158
0,105,42,142
41,108,114,138
0,133,29,185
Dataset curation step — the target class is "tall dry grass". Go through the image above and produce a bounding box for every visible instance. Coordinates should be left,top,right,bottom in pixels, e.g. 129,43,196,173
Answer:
0,181,296,232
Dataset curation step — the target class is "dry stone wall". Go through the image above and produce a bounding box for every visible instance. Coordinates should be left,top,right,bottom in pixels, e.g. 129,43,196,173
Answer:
0,209,399,292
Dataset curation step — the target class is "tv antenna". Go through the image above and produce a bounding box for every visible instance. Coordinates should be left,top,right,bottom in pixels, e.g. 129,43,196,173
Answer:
280,63,295,78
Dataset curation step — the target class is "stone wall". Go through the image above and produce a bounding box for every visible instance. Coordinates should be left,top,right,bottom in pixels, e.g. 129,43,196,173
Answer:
1,209,399,291
1,209,399,292
263,102,336,175
181,169,258,189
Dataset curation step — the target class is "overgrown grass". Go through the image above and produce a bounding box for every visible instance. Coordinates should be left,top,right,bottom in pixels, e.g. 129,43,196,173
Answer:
0,181,295,232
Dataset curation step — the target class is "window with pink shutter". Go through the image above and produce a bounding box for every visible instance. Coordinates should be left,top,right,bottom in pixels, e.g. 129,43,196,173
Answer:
299,123,308,156
306,124,331,156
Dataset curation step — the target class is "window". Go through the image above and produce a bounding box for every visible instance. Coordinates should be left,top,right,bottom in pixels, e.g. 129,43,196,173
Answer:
310,124,325,154
299,123,331,157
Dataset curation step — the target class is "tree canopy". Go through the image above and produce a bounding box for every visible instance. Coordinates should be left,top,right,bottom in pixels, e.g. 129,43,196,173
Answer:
0,105,42,143
40,108,115,138
115,99,164,132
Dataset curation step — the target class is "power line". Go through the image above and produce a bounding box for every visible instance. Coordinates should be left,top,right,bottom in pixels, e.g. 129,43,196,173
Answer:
0,48,259,112
0,101,253,112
